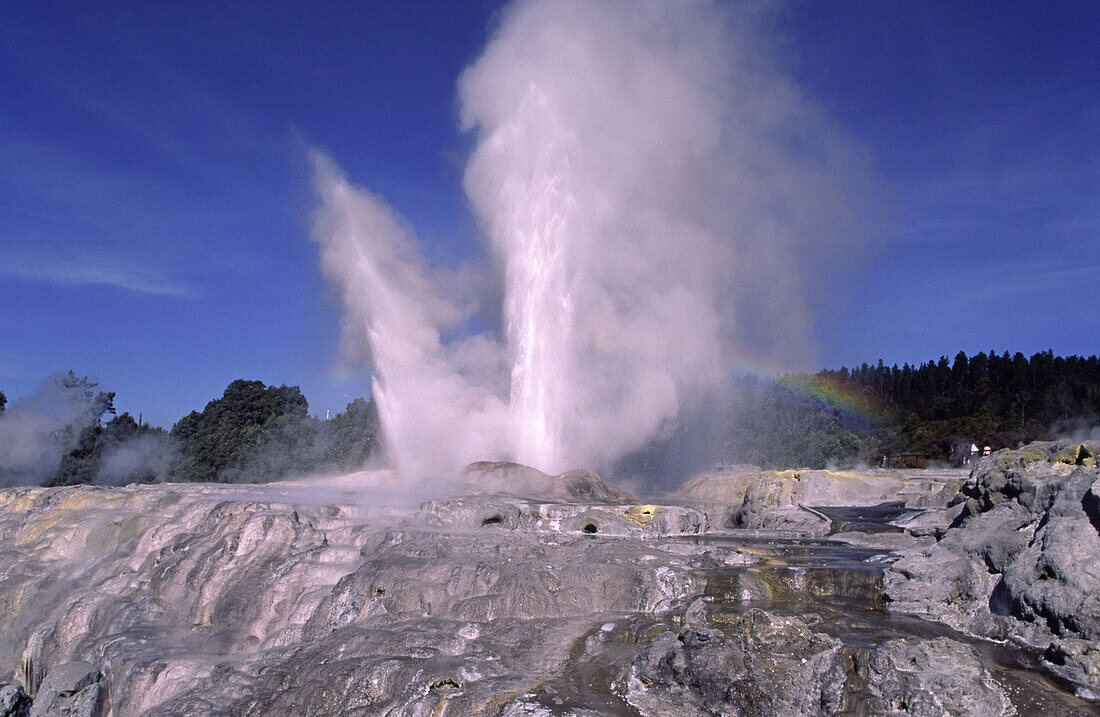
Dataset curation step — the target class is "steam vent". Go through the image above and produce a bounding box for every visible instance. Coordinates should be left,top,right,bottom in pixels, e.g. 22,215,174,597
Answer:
0,442,1097,715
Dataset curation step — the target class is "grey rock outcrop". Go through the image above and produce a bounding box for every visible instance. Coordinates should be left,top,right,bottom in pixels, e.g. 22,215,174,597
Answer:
621,605,1023,717
27,662,103,717
625,610,850,716
681,467,963,535
884,441,1100,695
852,638,1015,717
460,461,635,502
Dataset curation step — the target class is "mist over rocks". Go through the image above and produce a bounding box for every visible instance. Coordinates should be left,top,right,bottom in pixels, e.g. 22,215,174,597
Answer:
459,461,635,502
0,457,1094,714
0,373,118,488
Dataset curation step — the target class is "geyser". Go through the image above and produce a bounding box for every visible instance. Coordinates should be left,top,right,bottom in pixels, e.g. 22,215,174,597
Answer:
311,0,877,480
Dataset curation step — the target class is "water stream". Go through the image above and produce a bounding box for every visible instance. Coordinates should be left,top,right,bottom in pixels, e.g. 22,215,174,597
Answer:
530,503,1099,715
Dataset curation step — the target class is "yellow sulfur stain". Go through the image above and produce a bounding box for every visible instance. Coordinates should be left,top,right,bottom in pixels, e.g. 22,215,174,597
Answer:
623,504,663,525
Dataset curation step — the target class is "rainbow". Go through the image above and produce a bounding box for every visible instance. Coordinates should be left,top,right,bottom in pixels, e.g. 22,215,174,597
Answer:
730,353,890,426
332,351,891,426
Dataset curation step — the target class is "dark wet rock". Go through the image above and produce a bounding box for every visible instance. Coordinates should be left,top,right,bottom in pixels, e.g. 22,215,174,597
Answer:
623,606,1019,717
829,530,934,551
1044,638,1100,697
853,638,1014,716
628,625,750,715
625,610,849,716
0,684,30,717
1085,479,1100,531
27,662,103,717
885,442,1100,695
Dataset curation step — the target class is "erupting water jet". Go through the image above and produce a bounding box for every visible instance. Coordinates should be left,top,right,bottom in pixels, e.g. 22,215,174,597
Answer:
311,0,877,481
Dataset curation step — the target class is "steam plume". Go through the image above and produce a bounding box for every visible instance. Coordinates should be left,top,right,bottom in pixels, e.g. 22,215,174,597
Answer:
311,0,877,480
311,158,511,479
0,372,109,486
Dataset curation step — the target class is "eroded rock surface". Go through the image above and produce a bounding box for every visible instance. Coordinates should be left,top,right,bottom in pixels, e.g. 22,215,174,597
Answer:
625,610,850,716
852,638,1015,717
27,661,103,717
884,441,1100,697
0,459,1092,715
680,467,963,536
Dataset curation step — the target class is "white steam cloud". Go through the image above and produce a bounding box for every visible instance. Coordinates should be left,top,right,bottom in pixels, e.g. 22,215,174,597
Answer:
0,372,109,486
311,0,878,480
311,159,511,480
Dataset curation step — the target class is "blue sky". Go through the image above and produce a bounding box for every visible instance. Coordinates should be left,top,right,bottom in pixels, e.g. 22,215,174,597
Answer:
1,0,1096,429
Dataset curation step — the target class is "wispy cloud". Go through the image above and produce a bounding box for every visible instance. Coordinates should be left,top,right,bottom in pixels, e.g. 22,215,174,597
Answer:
0,140,206,298
0,245,195,298
957,261,1100,305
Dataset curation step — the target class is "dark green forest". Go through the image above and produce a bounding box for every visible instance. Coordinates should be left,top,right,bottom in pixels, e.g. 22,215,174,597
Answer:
727,350,1100,469
1,350,1097,486
169,380,381,484
0,375,381,487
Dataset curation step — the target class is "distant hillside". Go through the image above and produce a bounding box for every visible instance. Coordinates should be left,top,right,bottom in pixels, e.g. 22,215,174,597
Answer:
725,351,1100,469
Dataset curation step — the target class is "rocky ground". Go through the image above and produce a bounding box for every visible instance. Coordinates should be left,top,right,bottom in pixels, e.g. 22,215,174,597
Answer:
883,441,1100,700
0,451,1096,715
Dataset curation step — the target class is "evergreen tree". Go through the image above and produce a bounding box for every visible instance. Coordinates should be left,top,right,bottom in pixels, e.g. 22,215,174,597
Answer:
725,351,1100,469
170,380,311,482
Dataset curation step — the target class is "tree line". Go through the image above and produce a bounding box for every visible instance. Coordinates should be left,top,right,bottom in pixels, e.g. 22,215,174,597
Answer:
0,375,381,487
168,379,381,484
3,350,1097,485
726,350,1100,469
